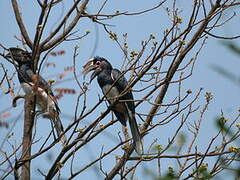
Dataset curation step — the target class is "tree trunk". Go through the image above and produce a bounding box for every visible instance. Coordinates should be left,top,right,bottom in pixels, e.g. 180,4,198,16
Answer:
20,96,35,180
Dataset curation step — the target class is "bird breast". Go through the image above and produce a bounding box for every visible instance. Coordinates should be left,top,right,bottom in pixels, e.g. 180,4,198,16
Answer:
102,85,119,103
102,84,126,113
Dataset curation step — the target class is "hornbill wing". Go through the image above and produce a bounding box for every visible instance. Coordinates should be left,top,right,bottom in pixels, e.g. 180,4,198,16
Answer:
113,111,127,127
23,69,60,113
33,74,65,143
111,69,135,113
111,69,143,154
34,74,60,113
35,74,55,96
34,74,65,143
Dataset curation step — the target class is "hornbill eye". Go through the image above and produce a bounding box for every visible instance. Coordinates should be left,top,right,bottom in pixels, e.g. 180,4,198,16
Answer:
95,61,101,66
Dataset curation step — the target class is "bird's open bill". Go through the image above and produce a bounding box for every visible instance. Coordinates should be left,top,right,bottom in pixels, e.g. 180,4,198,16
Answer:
82,58,98,83
5,48,15,60
5,53,11,58
5,48,15,57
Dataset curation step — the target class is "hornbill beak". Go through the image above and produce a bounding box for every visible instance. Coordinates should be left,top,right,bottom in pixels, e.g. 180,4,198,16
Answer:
5,49,13,59
5,48,18,59
5,52,11,58
5,50,17,65
82,58,98,83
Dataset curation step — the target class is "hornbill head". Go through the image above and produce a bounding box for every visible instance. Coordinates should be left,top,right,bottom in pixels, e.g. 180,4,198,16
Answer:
82,56,112,82
6,48,32,66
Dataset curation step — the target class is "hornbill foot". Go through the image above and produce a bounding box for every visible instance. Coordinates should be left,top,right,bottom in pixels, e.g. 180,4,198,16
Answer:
12,95,25,107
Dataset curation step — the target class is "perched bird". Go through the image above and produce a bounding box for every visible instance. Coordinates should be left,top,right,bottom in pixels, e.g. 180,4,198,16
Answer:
82,56,143,154
6,47,66,144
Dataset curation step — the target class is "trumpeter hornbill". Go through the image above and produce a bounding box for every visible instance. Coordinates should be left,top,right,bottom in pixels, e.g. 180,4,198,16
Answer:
6,47,66,144
82,56,143,154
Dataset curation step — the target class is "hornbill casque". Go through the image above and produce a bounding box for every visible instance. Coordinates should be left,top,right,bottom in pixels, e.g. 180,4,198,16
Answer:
82,56,143,154
6,47,66,144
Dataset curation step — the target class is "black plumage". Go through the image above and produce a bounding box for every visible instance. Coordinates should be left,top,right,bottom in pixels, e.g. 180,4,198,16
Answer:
6,48,66,144
83,57,143,154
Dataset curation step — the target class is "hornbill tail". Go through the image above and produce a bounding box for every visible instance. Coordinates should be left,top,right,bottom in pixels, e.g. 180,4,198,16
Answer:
129,116,143,155
53,116,67,145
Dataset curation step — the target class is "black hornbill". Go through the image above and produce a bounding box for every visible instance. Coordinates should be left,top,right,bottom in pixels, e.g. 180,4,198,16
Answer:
6,47,66,144
82,56,143,154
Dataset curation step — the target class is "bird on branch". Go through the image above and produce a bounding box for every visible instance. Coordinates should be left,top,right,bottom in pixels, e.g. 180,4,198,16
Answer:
82,56,143,155
6,47,66,144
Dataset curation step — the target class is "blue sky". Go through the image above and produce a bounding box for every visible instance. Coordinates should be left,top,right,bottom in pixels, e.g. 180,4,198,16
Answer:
1,0,240,179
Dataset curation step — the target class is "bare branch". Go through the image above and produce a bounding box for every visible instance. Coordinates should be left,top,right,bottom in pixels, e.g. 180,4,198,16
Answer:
41,0,90,51
11,0,33,48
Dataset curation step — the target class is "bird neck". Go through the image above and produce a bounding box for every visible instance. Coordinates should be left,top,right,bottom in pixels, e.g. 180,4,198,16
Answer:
103,68,112,74
17,63,33,83
97,69,113,88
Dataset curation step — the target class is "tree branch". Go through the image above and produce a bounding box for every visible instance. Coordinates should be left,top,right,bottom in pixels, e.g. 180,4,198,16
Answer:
19,96,35,180
11,0,33,48
41,0,89,51
105,1,222,179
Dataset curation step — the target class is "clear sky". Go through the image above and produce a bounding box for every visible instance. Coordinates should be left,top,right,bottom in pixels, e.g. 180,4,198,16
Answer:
0,0,240,179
